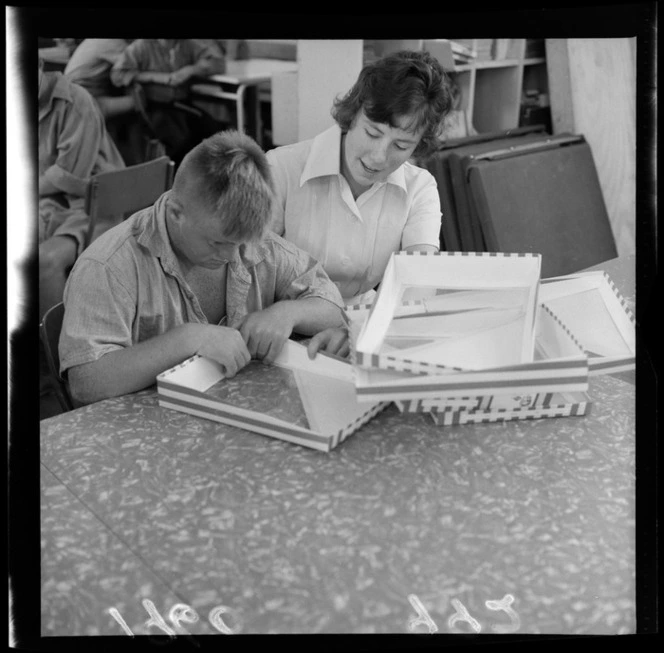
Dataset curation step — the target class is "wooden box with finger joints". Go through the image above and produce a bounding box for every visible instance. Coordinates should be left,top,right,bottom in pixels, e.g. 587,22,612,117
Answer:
156,339,388,452
347,252,635,426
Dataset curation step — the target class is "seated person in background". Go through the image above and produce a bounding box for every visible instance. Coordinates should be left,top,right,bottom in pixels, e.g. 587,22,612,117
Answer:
53,38,82,56
266,50,453,306
59,130,348,406
110,38,226,165
65,39,136,118
191,39,227,56
64,38,145,165
39,57,125,321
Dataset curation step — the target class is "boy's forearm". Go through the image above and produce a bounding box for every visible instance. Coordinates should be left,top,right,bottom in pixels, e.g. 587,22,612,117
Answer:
277,297,346,336
68,323,198,405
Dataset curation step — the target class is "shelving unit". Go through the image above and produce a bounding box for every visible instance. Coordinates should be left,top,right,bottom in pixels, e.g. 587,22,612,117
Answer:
361,39,550,136
447,39,549,133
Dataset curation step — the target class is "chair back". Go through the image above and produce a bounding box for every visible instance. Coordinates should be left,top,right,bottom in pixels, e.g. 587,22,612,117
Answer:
39,302,74,413
84,155,175,247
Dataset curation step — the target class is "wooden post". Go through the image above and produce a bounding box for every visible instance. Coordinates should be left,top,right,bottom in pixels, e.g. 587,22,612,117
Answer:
546,38,636,257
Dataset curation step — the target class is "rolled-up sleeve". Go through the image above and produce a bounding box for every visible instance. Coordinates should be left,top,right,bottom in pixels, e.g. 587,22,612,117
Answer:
272,237,344,308
400,169,442,249
59,258,136,375
110,42,144,87
41,91,105,197
189,39,225,74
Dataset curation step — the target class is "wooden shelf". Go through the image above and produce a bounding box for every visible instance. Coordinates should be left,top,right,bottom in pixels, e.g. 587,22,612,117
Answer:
444,40,549,134
444,57,544,73
462,58,522,70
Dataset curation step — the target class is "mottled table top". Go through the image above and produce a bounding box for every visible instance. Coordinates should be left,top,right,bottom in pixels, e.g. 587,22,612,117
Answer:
40,256,638,636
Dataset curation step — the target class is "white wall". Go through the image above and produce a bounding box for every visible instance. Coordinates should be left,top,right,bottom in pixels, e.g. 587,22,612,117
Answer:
272,40,364,145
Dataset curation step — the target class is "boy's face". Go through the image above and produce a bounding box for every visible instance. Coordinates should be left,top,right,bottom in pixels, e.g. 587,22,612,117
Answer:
168,197,244,270
341,109,424,190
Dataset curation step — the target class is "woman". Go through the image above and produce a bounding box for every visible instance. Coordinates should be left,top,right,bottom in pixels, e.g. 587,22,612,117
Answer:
266,49,453,307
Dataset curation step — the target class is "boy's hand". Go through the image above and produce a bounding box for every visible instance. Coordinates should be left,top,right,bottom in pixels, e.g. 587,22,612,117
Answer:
192,324,251,378
306,327,350,360
238,305,294,364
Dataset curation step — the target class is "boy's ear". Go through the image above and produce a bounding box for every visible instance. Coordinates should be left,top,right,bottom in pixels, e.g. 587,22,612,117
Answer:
169,196,186,222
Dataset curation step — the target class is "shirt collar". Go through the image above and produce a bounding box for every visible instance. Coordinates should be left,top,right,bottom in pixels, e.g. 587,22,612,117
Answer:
383,159,407,193
300,124,342,185
38,72,72,121
136,191,180,273
299,123,408,193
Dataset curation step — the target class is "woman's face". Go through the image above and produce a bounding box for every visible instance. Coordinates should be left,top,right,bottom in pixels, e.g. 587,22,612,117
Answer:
341,110,424,191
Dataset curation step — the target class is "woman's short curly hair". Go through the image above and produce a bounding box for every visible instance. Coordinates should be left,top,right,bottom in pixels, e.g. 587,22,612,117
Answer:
331,50,453,159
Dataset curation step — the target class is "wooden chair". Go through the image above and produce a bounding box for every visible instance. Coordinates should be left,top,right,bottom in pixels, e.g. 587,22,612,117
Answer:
84,155,175,248
39,302,74,413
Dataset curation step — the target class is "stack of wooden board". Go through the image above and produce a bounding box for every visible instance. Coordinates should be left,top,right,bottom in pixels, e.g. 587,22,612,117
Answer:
422,125,548,251
422,130,617,277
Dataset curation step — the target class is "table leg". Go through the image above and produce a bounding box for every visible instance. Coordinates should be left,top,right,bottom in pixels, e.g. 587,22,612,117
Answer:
236,85,246,135
254,89,263,147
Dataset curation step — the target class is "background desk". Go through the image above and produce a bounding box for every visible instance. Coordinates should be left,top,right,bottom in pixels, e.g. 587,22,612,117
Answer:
38,46,70,72
40,257,636,635
191,59,298,147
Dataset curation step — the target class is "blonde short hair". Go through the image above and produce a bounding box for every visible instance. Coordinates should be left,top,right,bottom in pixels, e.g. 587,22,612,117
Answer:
173,130,274,242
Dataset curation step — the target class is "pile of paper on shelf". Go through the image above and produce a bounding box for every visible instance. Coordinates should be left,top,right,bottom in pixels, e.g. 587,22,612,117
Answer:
347,251,635,426
445,39,478,63
447,38,494,61
431,39,476,65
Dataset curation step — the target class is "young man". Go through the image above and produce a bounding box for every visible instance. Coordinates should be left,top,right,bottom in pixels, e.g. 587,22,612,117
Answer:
59,130,348,406
64,39,145,165
110,39,227,165
39,59,126,321
64,39,136,118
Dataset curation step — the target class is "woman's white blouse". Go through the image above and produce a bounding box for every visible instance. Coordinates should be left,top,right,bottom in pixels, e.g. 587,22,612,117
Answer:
266,124,442,306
